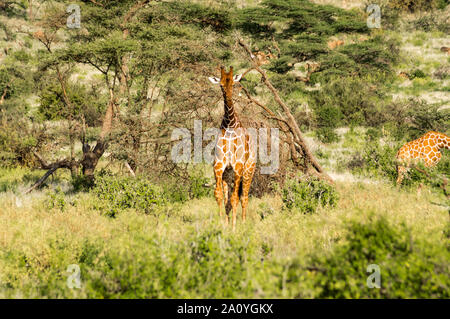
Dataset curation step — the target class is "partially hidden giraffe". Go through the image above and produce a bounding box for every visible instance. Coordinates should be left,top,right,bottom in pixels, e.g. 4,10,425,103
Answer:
396,131,450,185
208,66,256,230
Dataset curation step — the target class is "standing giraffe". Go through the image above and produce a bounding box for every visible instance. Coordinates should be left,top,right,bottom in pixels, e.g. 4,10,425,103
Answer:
208,66,256,230
396,131,450,185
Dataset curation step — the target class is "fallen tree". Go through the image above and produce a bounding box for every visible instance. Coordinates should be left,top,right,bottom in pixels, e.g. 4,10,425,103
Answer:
238,38,333,183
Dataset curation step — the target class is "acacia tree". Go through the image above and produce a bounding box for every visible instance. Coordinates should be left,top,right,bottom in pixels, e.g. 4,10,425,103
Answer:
26,1,145,190
26,0,230,191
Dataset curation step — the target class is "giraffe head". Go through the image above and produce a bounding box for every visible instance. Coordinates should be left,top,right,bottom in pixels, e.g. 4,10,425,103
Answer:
208,66,242,96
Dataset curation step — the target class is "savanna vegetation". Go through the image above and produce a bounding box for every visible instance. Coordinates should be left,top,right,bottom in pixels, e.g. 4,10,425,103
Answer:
0,0,448,298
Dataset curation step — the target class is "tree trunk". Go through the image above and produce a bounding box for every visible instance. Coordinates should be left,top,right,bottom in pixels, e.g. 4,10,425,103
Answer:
80,92,115,184
0,87,8,105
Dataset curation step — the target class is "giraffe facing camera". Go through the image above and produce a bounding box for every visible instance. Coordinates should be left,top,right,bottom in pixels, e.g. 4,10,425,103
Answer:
208,66,256,231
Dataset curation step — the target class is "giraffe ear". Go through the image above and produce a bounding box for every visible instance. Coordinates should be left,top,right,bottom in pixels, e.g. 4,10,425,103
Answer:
208,77,220,84
233,74,243,82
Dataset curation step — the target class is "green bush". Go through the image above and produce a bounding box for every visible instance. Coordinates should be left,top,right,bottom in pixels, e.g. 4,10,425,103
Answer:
92,175,165,217
71,174,95,192
405,101,450,140
45,188,68,212
410,69,426,79
1,229,258,298
0,123,38,167
316,127,340,144
0,178,18,193
309,75,391,128
359,141,399,182
307,215,449,298
365,127,382,141
381,99,449,142
162,171,213,203
266,56,295,74
281,177,339,213
314,104,342,129
437,0,449,9
91,229,256,298
38,83,106,126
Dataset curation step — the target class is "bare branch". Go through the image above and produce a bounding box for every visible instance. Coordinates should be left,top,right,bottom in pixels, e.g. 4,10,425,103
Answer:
238,38,333,183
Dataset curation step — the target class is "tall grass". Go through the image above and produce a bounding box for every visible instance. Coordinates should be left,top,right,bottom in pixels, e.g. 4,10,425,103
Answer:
0,170,447,298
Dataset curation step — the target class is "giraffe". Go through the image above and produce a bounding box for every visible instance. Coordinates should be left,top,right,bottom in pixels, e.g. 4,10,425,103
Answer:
396,131,450,186
208,66,256,230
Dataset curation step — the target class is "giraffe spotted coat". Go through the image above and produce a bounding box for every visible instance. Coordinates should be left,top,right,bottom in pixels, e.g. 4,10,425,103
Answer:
208,66,256,230
396,131,450,184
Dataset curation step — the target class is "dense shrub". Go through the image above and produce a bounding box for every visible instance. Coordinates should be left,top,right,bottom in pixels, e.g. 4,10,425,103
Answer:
3,229,259,298
316,127,340,144
314,104,342,129
381,99,449,142
0,119,41,167
0,62,32,104
405,101,449,140
38,83,106,126
357,141,399,182
71,174,95,192
281,176,339,213
92,175,165,217
161,171,213,203
307,216,449,298
410,69,426,79
309,75,391,128
45,188,68,212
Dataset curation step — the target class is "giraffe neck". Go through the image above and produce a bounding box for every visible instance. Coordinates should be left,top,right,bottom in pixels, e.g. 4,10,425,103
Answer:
220,88,240,129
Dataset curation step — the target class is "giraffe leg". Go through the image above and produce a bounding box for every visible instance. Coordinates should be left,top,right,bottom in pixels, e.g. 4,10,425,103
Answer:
396,165,406,185
417,183,423,196
414,166,431,179
222,180,229,225
241,164,255,223
214,168,226,223
441,177,450,198
230,166,243,231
